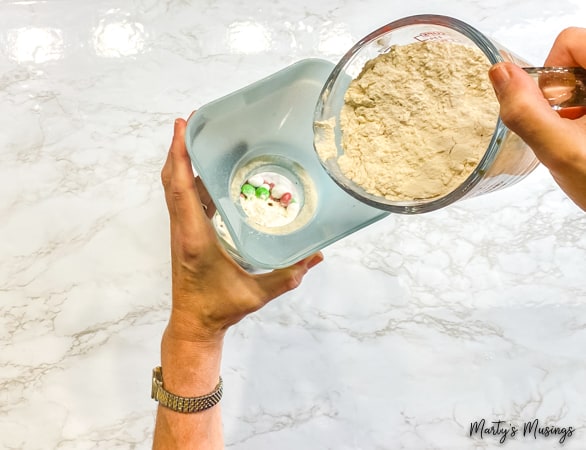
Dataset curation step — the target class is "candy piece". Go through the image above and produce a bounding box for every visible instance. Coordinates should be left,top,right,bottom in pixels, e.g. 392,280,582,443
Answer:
280,192,292,206
241,183,256,198
248,174,264,187
255,186,270,200
270,184,287,199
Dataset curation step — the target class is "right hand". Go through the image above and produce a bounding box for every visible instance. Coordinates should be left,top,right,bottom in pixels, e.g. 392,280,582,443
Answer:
488,27,586,211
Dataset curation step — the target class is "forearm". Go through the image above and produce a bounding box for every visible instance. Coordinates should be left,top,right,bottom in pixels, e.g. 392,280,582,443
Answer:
153,325,225,450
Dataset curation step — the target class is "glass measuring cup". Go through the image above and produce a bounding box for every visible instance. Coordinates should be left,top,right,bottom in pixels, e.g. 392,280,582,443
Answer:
313,14,584,214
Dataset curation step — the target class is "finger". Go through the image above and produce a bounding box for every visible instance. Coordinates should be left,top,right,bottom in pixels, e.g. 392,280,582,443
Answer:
167,119,210,232
253,252,324,305
544,27,586,68
489,62,579,171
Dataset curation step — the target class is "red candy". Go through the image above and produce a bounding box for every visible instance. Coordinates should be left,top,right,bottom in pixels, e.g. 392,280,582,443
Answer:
280,192,292,207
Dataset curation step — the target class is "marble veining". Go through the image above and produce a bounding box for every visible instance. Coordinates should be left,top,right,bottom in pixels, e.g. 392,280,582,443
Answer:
2,0,586,448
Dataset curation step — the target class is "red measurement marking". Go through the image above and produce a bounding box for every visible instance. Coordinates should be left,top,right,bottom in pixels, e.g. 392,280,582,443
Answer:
414,31,448,42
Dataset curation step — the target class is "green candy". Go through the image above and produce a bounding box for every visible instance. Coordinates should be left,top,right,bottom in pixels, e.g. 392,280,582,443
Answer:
241,183,256,198
255,186,270,200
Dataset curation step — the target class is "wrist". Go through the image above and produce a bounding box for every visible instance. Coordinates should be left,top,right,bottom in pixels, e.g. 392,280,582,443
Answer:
160,325,224,396
166,304,228,343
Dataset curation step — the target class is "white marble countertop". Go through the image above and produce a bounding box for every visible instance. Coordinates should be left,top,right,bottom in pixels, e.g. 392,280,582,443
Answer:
2,0,586,448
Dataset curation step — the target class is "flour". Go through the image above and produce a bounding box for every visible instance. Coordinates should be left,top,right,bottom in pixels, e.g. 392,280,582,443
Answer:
239,195,300,228
338,40,499,201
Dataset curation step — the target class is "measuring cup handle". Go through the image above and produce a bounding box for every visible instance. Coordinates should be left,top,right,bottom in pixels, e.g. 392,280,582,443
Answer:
523,66,586,118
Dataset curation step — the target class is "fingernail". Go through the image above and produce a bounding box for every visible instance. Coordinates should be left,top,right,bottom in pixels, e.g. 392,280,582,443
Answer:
489,63,511,96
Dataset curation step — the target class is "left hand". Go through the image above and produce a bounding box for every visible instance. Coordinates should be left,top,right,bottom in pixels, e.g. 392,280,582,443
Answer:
161,117,323,345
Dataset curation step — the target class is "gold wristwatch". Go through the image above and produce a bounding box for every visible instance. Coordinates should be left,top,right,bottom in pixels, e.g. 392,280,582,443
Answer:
151,366,223,413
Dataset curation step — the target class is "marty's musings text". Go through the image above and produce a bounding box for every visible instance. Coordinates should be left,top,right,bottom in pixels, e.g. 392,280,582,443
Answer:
469,419,574,444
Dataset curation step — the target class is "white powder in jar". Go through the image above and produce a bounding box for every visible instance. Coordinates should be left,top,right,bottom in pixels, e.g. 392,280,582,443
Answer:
239,196,299,228
338,40,500,201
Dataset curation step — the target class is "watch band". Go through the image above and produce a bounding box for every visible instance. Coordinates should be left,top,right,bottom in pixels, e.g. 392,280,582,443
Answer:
151,366,223,413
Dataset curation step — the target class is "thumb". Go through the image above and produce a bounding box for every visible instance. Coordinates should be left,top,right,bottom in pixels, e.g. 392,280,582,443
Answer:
489,62,572,169
253,252,324,304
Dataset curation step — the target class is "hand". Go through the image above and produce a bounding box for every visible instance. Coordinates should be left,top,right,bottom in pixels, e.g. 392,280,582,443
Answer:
160,117,323,345
488,27,586,211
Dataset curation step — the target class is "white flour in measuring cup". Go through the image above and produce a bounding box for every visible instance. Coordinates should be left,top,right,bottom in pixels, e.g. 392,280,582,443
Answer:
338,40,499,201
